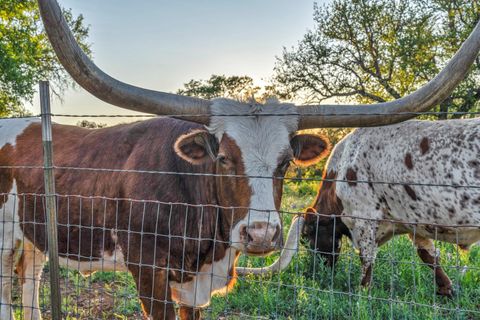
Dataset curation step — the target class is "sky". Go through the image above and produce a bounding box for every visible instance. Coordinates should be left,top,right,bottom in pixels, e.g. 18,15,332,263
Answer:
28,0,325,124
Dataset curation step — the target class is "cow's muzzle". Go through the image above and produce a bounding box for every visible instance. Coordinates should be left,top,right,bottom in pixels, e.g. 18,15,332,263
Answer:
240,222,282,256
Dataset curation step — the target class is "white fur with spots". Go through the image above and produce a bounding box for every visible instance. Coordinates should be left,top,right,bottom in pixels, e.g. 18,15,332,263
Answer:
327,118,480,281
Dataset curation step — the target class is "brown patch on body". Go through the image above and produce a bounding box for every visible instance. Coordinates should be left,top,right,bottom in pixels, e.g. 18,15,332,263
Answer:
0,143,15,207
303,171,350,266
346,168,358,186
408,234,452,297
420,137,429,155
215,134,251,227
468,160,480,179
311,171,343,216
404,153,413,170
403,185,417,200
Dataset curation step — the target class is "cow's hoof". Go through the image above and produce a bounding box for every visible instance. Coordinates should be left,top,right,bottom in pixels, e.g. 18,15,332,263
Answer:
437,286,454,298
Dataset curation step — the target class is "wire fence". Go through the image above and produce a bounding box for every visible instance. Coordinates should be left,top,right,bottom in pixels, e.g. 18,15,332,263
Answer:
0,85,479,319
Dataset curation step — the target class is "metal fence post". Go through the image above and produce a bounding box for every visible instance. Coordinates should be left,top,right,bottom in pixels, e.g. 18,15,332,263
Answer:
40,81,62,319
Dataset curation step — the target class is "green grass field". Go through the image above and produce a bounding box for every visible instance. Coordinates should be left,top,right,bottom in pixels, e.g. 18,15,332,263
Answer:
14,179,480,319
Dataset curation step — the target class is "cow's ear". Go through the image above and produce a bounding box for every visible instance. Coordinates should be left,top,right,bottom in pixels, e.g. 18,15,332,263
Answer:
174,130,219,165
290,134,330,167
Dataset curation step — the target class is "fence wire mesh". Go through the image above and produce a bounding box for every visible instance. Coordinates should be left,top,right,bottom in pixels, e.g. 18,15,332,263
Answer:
0,111,479,319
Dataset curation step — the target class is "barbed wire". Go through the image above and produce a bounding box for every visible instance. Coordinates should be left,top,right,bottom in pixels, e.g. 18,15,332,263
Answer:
2,110,480,122
2,191,479,228
47,111,480,117
1,164,479,190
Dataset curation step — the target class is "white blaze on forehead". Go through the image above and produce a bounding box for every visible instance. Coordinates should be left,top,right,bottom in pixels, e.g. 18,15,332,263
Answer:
208,99,299,247
0,118,39,148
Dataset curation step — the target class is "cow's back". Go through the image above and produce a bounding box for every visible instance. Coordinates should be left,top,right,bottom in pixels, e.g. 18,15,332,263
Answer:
2,117,221,271
330,119,480,242
11,118,203,199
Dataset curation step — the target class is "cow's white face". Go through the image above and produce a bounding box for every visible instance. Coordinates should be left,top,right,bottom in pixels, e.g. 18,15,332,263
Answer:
175,99,330,255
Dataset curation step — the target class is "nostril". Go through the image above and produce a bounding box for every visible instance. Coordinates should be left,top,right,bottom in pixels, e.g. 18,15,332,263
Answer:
247,233,254,243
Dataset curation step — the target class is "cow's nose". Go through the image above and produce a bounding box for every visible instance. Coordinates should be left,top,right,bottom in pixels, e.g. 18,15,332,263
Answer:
241,222,282,255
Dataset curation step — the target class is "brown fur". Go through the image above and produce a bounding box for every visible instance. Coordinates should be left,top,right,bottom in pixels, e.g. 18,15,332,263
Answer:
345,168,358,186
2,119,244,319
420,137,429,155
403,185,418,201
416,248,453,296
0,143,14,208
303,171,350,266
405,153,414,169
179,307,202,320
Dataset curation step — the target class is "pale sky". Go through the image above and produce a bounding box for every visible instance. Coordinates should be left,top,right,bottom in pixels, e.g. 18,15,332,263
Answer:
28,0,326,125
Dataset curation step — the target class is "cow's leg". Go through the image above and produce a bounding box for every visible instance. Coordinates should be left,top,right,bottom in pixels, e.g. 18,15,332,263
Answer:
131,267,176,320
16,240,46,320
352,221,378,288
1,186,24,319
179,306,202,320
0,247,15,319
409,234,453,297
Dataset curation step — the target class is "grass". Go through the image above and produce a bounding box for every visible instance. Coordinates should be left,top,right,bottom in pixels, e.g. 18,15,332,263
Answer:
205,183,480,319
12,179,480,319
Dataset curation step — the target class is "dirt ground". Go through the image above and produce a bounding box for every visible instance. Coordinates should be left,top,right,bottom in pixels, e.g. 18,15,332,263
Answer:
13,270,146,320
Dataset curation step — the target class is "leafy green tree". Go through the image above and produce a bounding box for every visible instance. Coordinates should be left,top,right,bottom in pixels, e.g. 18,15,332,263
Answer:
177,74,286,102
178,74,260,100
428,0,480,117
77,120,107,129
0,0,90,117
274,0,480,119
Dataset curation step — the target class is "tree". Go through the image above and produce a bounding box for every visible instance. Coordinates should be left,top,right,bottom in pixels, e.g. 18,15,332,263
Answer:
77,120,107,129
177,74,286,102
0,0,90,117
428,0,480,118
274,0,480,119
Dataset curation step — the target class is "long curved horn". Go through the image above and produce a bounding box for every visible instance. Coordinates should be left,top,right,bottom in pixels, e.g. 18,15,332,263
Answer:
297,20,480,129
38,0,211,124
237,216,304,276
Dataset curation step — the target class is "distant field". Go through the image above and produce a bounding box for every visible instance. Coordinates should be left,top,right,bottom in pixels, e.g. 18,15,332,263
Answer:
13,179,480,319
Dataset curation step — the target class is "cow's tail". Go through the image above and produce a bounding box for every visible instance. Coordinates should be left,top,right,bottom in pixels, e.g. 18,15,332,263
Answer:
236,215,304,275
